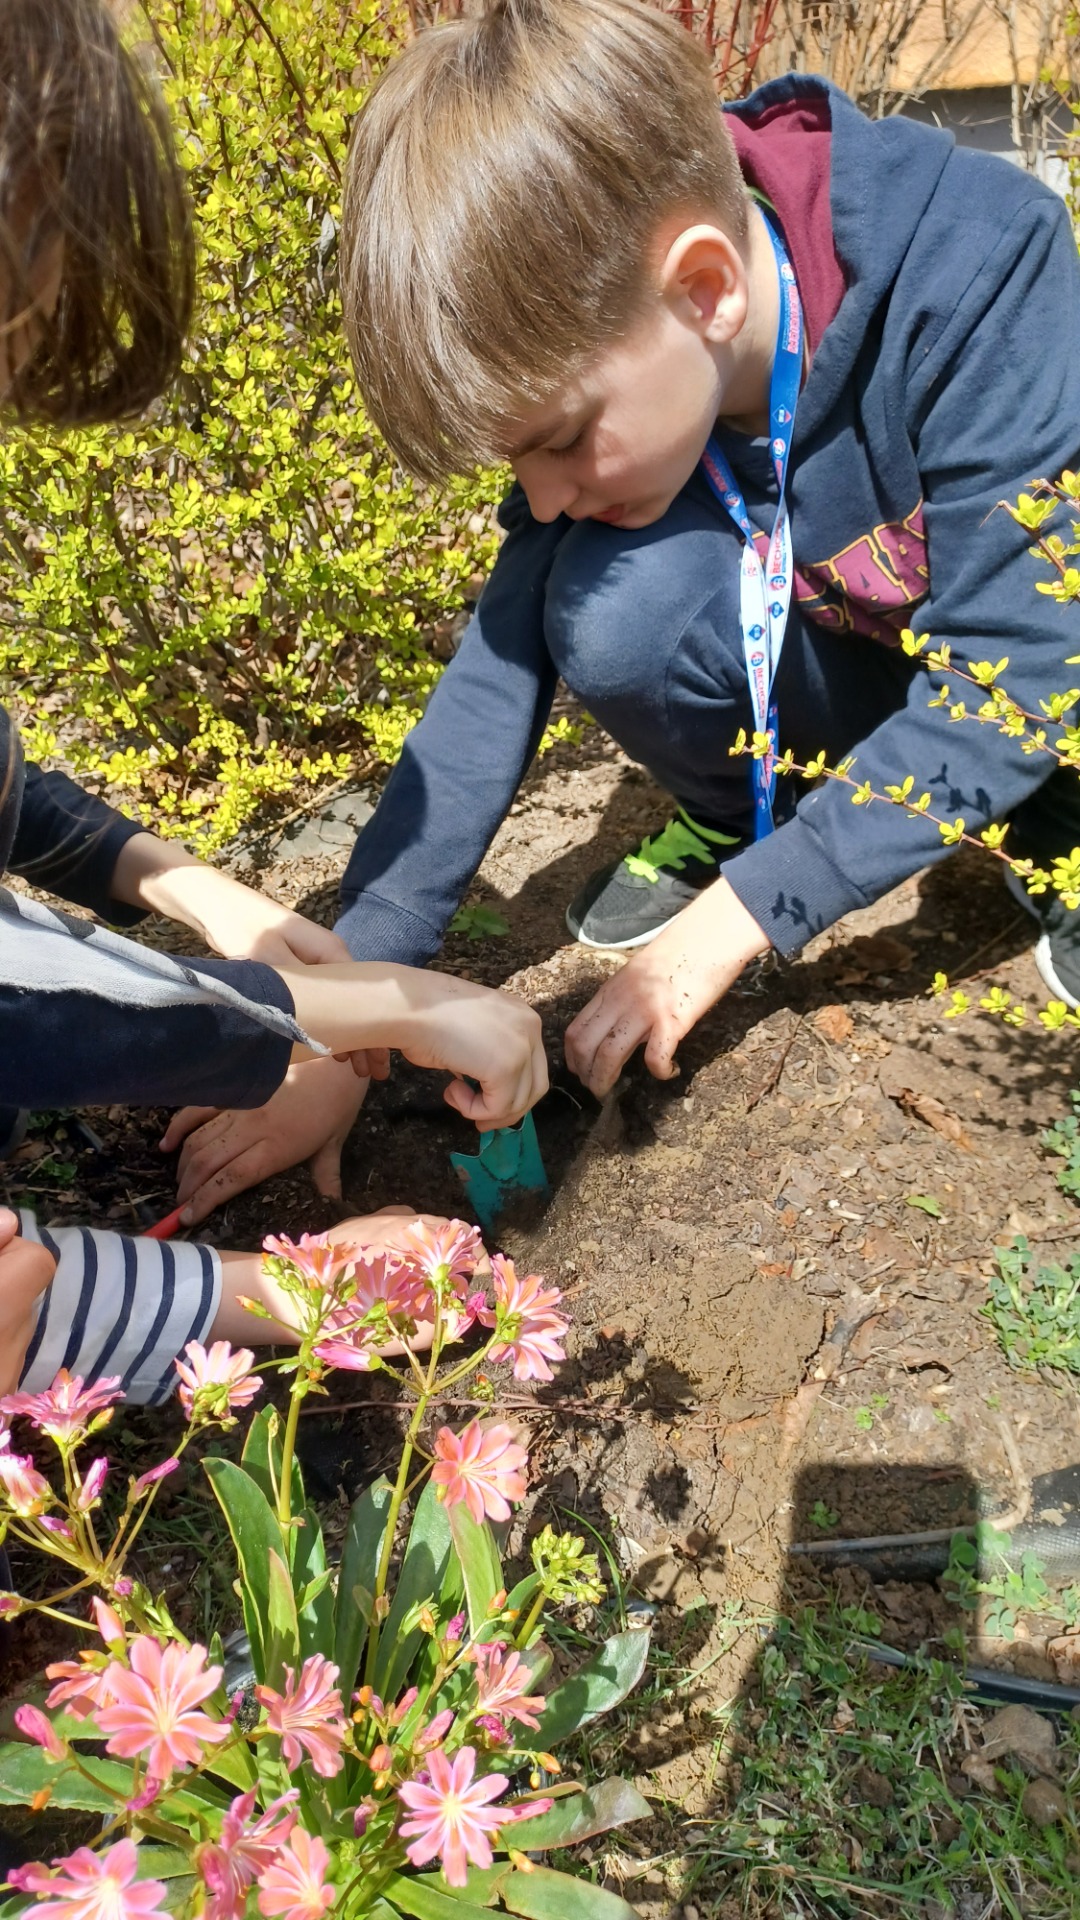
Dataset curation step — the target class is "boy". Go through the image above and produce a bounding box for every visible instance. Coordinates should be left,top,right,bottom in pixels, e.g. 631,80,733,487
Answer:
282,0,1080,1114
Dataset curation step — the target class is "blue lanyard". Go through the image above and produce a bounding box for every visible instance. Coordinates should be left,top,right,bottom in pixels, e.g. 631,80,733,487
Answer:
699,218,803,839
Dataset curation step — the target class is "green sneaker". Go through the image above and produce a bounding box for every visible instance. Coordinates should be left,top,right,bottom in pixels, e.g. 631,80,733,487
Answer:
566,810,745,949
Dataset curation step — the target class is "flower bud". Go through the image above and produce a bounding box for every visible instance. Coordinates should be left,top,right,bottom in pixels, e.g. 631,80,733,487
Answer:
91,1596,125,1648
77,1458,108,1510
15,1705,66,1761
133,1458,179,1494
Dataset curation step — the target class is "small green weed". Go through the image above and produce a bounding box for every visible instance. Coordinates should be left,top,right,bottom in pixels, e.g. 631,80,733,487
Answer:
448,903,511,941
853,1394,888,1432
984,1234,1080,1377
906,1193,944,1217
810,1500,839,1531
944,1528,1054,1639
1044,1089,1080,1200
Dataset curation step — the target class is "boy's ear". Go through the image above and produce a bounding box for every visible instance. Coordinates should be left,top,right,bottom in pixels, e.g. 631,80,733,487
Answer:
659,224,748,345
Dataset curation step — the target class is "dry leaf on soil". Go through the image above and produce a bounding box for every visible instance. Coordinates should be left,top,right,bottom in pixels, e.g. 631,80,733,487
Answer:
891,1087,973,1151
813,1004,855,1045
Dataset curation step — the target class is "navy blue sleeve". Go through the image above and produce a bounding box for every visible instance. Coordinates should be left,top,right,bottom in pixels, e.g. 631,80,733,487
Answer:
0,956,294,1110
725,185,1080,953
335,489,565,963
11,762,146,926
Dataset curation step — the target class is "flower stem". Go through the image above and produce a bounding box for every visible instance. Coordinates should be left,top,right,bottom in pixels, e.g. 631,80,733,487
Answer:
363,1393,427,1687
277,1370,307,1532
514,1589,547,1650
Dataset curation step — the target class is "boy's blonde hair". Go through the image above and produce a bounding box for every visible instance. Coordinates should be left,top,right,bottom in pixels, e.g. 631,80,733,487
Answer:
342,0,747,482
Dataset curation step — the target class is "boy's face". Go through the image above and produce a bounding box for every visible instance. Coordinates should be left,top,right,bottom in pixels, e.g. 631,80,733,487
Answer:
507,296,724,531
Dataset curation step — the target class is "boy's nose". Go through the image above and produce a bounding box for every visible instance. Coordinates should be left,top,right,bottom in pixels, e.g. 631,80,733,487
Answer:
515,466,578,524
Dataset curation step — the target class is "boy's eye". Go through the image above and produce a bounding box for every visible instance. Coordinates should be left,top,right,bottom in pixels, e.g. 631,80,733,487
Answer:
548,426,587,460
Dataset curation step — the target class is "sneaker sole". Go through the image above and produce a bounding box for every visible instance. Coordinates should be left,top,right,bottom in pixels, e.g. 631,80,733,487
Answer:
1033,932,1080,1011
565,910,673,952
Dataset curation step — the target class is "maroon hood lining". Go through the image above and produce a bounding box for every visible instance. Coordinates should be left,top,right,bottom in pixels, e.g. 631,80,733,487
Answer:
727,93,848,356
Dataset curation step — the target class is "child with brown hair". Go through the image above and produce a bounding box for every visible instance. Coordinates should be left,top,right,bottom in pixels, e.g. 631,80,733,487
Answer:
0,0,546,1396
235,0,1077,1133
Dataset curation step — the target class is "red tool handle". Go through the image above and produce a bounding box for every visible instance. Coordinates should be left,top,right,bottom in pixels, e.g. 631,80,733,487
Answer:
143,1206,184,1241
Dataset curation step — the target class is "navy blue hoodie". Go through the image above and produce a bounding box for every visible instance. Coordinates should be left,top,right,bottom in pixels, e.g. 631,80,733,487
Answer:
335,78,1080,963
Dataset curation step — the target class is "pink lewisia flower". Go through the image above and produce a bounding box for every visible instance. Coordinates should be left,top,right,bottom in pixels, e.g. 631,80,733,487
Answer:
312,1256,428,1372
196,1789,299,1920
398,1745,512,1887
404,1219,483,1290
0,1370,122,1444
309,1324,377,1374
14,1704,65,1761
470,1642,545,1730
76,1458,108,1510
475,1713,511,1748
9,1838,168,1920
480,1257,569,1383
417,1707,455,1753
351,1253,425,1319
255,1655,346,1778
431,1421,528,1525
257,1828,334,1920
45,1654,112,1721
96,1636,229,1779
174,1342,260,1420
0,1448,50,1515
440,1290,486,1346
262,1232,354,1291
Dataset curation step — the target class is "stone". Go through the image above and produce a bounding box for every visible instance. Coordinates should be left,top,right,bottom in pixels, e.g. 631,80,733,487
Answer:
269,787,376,857
1021,1777,1069,1827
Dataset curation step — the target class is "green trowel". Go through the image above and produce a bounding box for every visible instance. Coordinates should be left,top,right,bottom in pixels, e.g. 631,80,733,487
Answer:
450,1108,549,1236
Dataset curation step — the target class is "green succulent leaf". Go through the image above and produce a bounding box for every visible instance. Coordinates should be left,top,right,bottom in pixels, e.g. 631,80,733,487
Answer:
504,1778,650,1850
335,1475,394,1697
448,1501,505,1639
528,1631,651,1748
375,1482,452,1700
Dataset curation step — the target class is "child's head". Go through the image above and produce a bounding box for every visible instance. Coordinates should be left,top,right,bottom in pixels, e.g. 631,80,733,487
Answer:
342,0,750,505
0,0,194,424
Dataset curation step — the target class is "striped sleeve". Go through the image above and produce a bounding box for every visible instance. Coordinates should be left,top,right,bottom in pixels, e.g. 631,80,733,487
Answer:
18,1212,221,1405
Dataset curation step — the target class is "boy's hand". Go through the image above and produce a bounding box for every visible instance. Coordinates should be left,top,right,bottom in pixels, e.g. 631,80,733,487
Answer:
0,1207,56,1397
565,877,770,1097
281,964,549,1130
395,975,548,1128
162,1056,368,1227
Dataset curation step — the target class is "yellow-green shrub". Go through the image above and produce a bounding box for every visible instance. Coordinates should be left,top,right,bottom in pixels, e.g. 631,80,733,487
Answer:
0,0,502,850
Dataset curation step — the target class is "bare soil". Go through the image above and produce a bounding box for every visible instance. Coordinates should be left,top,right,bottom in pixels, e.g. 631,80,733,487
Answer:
6,720,1080,1903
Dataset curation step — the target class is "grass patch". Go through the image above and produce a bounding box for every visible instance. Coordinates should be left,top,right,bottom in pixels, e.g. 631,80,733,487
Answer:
553,1593,1080,1918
